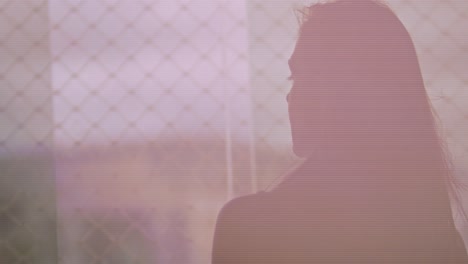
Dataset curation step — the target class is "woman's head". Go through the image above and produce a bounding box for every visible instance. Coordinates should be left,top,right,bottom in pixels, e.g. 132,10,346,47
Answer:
288,0,433,160
284,0,468,222
279,1,468,252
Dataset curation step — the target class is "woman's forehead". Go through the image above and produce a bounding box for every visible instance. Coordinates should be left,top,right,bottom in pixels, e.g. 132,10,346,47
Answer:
289,39,310,70
288,53,306,73
288,55,299,70
288,57,294,68
289,42,302,64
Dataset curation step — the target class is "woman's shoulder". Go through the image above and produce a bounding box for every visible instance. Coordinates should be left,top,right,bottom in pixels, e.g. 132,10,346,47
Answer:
217,191,271,220
215,189,302,228
213,191,273,248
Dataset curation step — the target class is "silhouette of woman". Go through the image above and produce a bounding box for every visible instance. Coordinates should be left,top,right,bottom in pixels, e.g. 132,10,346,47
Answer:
212,0,468,263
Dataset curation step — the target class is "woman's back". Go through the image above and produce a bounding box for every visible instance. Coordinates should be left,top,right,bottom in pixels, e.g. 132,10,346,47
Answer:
212,165,468,263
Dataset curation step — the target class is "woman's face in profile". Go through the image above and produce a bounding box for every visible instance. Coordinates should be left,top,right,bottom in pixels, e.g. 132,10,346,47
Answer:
286,38,341,158
287,50,323,158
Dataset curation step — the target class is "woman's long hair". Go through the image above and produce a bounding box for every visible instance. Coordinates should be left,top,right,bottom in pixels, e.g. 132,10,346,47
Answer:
277,0,467,226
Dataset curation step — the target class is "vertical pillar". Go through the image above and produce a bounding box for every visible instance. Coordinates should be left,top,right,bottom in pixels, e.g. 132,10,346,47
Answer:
0,0,57,263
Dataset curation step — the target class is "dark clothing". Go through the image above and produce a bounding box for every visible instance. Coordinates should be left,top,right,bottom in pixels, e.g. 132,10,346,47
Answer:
212,166,468,263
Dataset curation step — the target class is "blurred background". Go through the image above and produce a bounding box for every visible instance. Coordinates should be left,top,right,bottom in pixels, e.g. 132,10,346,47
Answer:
0,0,467,263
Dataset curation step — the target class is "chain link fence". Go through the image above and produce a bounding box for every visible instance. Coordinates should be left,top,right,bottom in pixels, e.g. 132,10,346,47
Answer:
1,0,467,263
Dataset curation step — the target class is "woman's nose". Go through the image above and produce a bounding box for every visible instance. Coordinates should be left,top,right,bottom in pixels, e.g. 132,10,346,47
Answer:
286,92,290,102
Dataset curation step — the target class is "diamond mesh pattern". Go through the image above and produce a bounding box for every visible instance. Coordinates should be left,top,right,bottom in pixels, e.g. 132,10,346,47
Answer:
1,0,57,263
1,0,467,263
